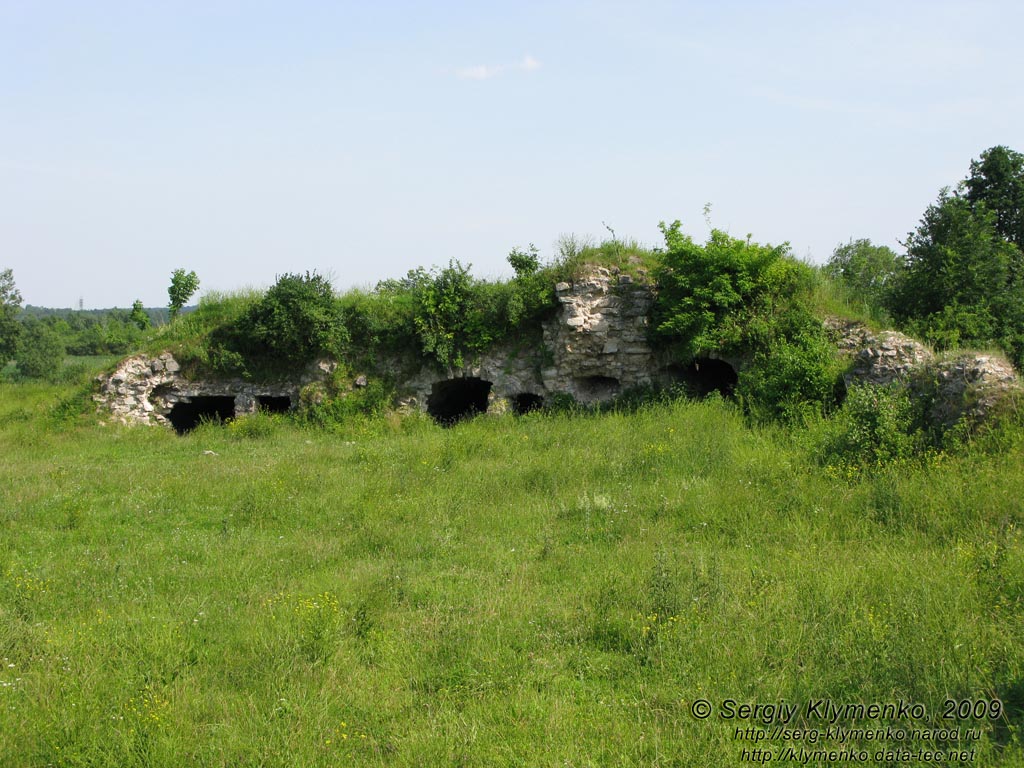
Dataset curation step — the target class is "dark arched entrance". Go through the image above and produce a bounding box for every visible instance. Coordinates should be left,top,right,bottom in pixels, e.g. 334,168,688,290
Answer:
167,396,236,434
670,358,738,398
427,378,492,425
257,395,291,414
511,393,544,415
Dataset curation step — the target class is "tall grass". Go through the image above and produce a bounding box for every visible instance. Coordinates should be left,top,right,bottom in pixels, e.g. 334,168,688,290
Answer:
0,386,1022,766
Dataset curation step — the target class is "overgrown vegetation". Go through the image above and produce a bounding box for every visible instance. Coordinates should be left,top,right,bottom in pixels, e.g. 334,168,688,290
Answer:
652,221,842,421
824,238,903,323
163,247,575,380
2,145,1021,443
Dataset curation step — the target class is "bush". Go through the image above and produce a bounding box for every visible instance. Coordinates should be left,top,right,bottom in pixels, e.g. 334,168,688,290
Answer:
235,272,347,368
227,412,280,440
739,328,843,423
652,222,816,357
298,372,394,430
366,256,557,371
653,221,839,421
815,384,924,475
15,319,65,380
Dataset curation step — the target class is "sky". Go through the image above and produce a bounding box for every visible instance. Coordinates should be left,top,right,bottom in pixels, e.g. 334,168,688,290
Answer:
2,0,1023,309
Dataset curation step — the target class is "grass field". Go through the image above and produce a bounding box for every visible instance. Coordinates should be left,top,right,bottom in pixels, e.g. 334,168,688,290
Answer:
1,378,1023,766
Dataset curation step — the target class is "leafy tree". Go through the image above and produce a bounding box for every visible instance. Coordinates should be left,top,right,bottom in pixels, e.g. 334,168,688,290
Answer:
507,244,540,277
888,188,1024,359
824,239,903,314
168,269,200,320
0,268,22,363
15,317,65,379
236,272,347,367
410,260,477,370
964,145,1024,249
889,146,1024,365
652,221,815,358
504,244,556,329
653,221,839,421
130,299,151,330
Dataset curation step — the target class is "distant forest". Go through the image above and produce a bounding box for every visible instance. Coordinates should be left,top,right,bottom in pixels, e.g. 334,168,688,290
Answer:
19,305,170,357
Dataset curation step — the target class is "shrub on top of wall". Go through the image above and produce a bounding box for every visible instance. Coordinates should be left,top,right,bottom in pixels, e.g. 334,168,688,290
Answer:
235,272,348,367
652,221,840,421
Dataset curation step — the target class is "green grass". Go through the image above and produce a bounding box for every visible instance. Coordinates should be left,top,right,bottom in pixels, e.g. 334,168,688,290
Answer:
555,236,661,281
1,384,1022,766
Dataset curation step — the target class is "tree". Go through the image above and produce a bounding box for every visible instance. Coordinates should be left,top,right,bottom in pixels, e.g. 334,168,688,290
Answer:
964,145,1024,249
824,239,903,314
0,268,23,363
886,146,1024,366
15,318,65,379
888,188,1024,357
411,260,477,370
236,272,346,366
130,299,151,330
168,269,200,320
507,244,540,277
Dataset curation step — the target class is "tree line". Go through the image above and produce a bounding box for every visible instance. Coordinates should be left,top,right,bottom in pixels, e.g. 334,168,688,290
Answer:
0,271,197,381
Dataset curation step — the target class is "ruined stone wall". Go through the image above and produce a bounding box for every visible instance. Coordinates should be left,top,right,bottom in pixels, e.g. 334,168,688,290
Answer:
97,275,1021,431
393,267,666,412
828,318,1021,428
95,353,334,427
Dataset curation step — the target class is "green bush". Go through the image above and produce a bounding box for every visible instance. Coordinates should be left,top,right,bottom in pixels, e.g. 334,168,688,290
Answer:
653,221,839,421
336,287,417,361
738,327,842,423
235,272,348,368
652,221,816,357
298,372,394,430
15,319,66,380
815,384,924,475
363,255,557,371
227,412,280,440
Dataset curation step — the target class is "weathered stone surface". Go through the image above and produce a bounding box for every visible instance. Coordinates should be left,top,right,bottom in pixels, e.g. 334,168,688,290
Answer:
97,282,1021,432
95,354,325,426
540,273,658,402
926,354,1020,428
374,272,662,411
829,316,1020,428
846,331,934,387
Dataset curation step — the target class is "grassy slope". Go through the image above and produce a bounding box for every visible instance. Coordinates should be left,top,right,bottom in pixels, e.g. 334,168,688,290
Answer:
1,383,1023,766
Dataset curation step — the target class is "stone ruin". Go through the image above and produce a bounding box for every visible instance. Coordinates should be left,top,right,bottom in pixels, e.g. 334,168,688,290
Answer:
827,318,1021,428
95,352,333,433
96,271,1021,432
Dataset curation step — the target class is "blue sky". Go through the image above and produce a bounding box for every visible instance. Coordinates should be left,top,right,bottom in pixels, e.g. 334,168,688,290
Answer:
2,0,1022,308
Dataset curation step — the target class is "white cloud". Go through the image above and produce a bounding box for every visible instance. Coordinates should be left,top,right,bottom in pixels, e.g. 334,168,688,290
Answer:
454,55,541,81
519,55,541,72
456,64,503,81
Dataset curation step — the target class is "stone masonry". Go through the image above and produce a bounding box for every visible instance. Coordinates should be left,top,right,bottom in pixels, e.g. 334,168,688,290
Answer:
97,277,1021,431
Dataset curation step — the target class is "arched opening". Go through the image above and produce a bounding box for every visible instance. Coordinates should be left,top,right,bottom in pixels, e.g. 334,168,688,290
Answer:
427,378,492,425
573,375,620,403
511,392,544,415
167,396,236,434
669,358,738,398
257,395,291,414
